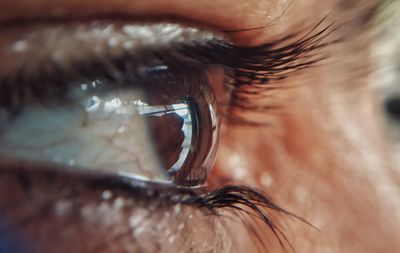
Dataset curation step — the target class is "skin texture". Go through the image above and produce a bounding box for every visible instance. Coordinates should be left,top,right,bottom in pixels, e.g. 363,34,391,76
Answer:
0,0,400,253
0,0,290,32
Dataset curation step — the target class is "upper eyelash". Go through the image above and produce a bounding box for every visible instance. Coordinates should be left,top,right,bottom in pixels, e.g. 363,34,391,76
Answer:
187,20,335,85
0,20,335,125
214,21,338,125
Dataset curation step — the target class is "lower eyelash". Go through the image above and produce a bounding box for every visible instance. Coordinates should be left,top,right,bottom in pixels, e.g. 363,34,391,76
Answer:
0,162,309,252
187,185,314,252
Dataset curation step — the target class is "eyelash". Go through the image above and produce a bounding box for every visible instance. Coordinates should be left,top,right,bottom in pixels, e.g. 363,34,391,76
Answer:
1,19,333,123
2,163,309,251
0,19,334,249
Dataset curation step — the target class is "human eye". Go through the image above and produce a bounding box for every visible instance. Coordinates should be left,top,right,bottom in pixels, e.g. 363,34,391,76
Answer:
0,22,223,187
0,13,336,250
0,19,237,251
1,1,400,253
0,13,301,253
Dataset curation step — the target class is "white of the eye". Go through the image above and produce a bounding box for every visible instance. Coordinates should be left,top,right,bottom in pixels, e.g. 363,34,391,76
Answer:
0,89,171,182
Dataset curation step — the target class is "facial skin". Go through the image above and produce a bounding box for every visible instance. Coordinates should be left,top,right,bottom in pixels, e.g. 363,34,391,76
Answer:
0,0,399,253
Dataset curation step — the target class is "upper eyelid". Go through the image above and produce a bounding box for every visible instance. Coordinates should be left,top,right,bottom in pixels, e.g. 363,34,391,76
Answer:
0,21,227,78
0,18,332,79
0,21,214,53
0,0,285,36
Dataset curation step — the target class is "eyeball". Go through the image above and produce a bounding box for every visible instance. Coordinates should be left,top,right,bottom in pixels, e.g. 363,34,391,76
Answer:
0,64,220,187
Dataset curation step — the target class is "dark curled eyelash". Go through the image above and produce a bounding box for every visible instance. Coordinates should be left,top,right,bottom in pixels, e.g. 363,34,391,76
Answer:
0,165,309,252
0,19,336,128
185,185,314,252
188,20,336,85
174,18,340,126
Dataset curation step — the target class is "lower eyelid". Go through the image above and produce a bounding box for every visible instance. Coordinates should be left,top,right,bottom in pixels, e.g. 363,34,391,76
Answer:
0,163,233,253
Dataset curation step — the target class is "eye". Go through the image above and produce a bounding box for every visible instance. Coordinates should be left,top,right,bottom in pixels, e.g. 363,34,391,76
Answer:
0,22,222,187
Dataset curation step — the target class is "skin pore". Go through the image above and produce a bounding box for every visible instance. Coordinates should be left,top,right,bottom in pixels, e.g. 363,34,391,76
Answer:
0,0,400,253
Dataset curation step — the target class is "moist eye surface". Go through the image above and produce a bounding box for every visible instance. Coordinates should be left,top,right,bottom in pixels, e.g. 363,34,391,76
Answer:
0,22,223,187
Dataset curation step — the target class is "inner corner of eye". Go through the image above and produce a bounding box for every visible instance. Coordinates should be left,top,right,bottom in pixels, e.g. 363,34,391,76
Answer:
0,51,225,187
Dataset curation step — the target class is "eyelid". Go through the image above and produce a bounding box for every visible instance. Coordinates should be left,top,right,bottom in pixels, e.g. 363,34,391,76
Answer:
0,21,227,78
0,0,285,36
0,155,298,252
0,19,333,127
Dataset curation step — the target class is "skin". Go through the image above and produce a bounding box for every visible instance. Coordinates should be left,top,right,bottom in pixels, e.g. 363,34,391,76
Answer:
0,0,399,253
